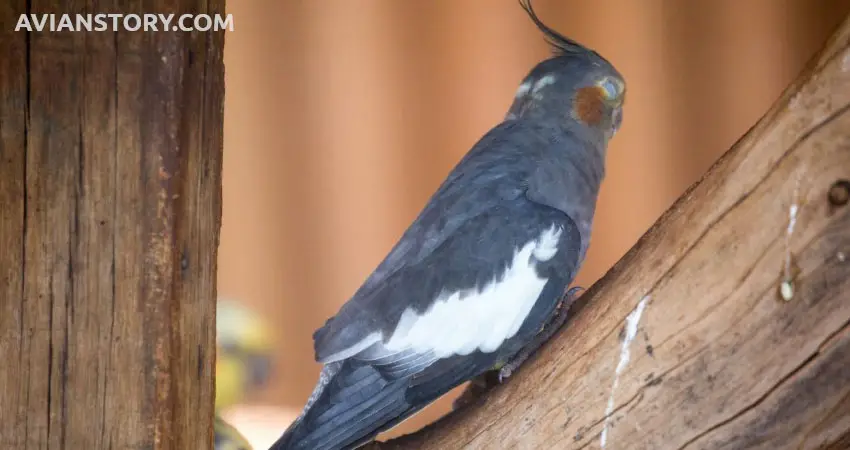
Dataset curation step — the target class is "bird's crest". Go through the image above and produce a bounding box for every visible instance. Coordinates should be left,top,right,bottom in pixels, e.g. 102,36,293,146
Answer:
519,0,593,56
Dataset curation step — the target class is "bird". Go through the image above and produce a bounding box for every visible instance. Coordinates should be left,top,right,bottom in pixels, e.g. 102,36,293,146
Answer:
271,1,625,449
215,299,276,450
216,299,275,411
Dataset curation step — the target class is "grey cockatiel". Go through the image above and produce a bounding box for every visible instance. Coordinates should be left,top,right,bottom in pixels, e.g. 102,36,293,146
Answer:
271,2,625,449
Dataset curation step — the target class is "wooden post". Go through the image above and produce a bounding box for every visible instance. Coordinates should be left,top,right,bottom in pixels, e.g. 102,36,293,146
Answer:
0,2,226,449
371,12,850,450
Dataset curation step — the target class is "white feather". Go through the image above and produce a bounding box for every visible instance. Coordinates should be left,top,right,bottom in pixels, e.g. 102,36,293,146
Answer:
385,225,563,359
515,80,533,98
320,332,381,363
531,74,556,99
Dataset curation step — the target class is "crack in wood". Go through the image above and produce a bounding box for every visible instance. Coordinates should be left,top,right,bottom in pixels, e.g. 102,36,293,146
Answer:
676,315,850,449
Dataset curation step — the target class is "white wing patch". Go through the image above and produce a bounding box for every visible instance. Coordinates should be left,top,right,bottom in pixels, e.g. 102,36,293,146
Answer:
385,224,563,359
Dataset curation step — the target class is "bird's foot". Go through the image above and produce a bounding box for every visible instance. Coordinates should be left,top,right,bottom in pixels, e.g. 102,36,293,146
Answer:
498,286,584,383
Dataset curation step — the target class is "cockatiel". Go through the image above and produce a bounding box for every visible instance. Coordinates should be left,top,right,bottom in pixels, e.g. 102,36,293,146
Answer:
216,299,275,411
215,300,275,450
271,1,625,449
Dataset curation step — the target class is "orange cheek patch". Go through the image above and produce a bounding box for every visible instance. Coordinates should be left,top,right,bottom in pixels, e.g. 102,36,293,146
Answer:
572,86,605,126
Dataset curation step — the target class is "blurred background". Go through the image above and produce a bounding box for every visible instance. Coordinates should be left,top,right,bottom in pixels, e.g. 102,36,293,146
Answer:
214,0,850,447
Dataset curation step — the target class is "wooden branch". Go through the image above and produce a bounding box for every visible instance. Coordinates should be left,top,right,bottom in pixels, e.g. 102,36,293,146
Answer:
369,13,850,450
0,2,226,449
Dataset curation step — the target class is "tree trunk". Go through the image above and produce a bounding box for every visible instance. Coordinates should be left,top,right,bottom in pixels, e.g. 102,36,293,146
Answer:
0,2,226,449
371,12,850,450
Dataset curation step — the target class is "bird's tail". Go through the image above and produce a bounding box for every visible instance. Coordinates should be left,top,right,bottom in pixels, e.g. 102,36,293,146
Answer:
270,361,411,450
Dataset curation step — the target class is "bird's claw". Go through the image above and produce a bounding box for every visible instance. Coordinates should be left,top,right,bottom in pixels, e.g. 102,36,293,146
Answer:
498,365,513,384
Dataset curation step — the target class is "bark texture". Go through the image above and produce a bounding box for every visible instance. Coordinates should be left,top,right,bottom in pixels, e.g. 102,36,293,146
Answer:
0,1,226,448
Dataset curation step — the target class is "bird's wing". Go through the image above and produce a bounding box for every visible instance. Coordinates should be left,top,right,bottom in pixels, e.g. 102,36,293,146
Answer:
315,200,565,366
313,121,584,373
317,201,581,386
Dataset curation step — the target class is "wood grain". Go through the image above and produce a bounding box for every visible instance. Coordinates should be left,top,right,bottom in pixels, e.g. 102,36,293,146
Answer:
369,12,850,450
0,1,226,449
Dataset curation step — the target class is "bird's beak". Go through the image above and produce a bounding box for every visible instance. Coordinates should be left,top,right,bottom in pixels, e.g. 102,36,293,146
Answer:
612,108,623,134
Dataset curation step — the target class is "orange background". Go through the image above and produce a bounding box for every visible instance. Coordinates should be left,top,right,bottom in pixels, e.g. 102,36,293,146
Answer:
217,0,850,439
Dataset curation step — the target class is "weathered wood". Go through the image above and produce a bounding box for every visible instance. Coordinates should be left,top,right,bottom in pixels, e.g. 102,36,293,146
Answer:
370,12,850,450
0,2,226,449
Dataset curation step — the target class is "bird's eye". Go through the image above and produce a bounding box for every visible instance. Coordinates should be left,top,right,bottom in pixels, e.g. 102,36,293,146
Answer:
598,77,622,101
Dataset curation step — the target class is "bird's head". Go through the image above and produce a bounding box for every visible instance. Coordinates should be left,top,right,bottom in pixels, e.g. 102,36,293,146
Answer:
508,0,625,144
